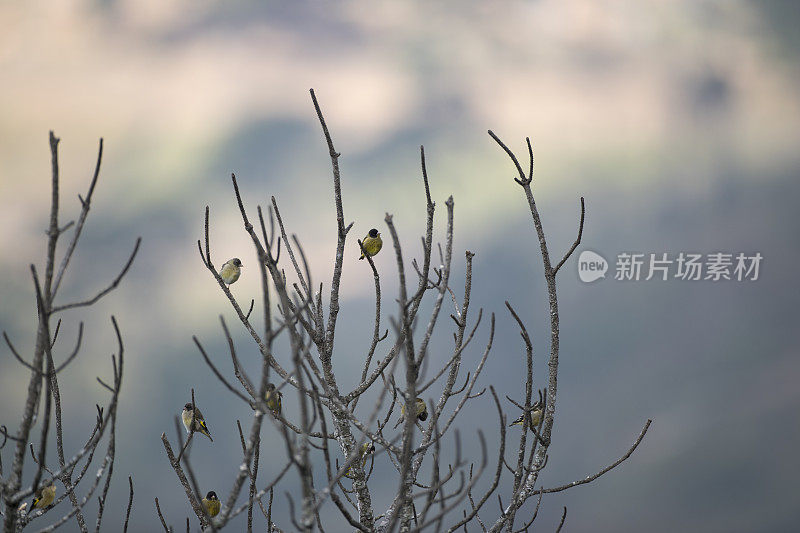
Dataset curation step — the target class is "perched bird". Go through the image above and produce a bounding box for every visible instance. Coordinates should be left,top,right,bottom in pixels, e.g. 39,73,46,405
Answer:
265,383,282,416
405,397,428,422
202,491,220,518
345,442,376,479
510,401,544,430
182,402,213,441
31,482,56,510
396,397,428,428
359,229,382,260
220,258,243,285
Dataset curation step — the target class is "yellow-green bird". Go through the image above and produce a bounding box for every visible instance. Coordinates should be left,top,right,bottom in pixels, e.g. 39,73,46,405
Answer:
359,229,382,260
31,482,56,510
345,442,376,479
265,383,282,416
396,397,428,428
202,491,220,518
510,401,543,430
182,402,213,441
220,258,243,285
405,397,428,422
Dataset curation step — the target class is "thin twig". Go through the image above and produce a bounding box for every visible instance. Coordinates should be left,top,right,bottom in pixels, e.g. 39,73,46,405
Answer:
541,420,652,494
52,237,142,313
155,498,170,532
555,506,567,533
552,197,585,275
123,476,134,533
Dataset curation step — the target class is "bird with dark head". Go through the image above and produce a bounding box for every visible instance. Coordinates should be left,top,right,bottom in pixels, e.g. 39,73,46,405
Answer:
181,402,213,441
359,228,382,260
395,397,428,428
345,442,376,479
202,490,220,517
220,257,243,285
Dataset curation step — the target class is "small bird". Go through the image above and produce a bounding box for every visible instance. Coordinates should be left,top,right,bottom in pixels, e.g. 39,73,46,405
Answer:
510,401,544,430
345,442,376,479
202,491,220,518
359,229,382,260
265,383,282,416
182,402,213,441
31,482,56,510
405,397,428,422
220,258,243,285
396,397,428,428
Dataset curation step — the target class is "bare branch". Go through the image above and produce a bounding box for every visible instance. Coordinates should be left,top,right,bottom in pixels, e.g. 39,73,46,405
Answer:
4,133,62,530
154,498,170,533
51,137,104,298
193,336,254,405
486,131,567,533
446,387,506,532
270,198,313,311
160,433,208,529
486,130,527,185
352,236,383,411
541,420,651,494
555,506,567,533
204,205,211,266
552,197,585,275
123,476,134,533
51,237,142,313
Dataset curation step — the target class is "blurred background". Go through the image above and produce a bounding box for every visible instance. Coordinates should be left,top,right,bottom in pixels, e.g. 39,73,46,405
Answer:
1,0,799,531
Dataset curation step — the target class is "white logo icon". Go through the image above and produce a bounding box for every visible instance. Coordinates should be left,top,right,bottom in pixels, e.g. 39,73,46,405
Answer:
578,251,608,283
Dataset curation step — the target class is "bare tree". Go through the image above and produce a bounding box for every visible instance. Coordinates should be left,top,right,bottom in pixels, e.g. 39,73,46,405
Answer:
155,89,652,532
0,133,139,532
